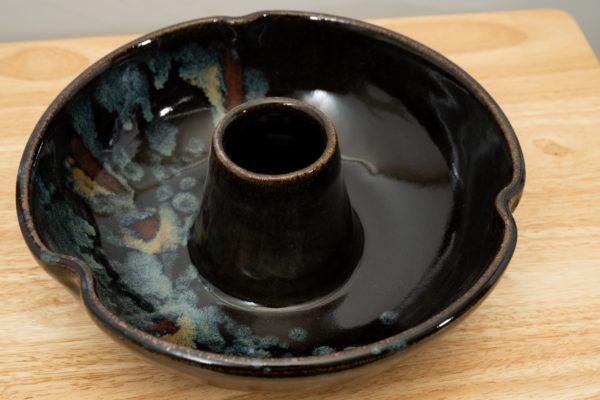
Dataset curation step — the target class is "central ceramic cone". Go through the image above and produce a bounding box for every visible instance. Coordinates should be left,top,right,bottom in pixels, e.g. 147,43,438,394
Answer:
189,98,363,307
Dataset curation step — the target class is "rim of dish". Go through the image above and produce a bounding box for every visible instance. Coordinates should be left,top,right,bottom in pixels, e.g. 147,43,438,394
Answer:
212,97,339,184
16,10,525,377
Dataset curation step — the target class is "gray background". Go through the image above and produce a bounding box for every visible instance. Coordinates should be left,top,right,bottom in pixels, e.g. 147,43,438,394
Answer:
0,0,598,55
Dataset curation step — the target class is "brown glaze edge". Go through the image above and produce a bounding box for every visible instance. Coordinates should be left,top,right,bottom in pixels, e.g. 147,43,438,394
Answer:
15,10,525,379
212,97,338,186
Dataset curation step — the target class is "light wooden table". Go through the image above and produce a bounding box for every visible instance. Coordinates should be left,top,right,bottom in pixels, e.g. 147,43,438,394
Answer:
1,9,599,399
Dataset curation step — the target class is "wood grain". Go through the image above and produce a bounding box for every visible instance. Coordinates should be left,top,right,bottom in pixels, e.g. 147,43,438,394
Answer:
1,9,599,399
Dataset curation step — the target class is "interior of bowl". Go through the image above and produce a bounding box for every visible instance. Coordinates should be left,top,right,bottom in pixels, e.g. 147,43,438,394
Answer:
25,14,516,359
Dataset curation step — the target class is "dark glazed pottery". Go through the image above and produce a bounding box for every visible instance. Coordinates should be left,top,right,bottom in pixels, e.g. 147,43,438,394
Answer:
16,10,525,390
190,98,363,307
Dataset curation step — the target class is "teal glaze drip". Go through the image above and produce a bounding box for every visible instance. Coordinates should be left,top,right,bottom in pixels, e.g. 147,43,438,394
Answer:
146,52,172,90
65,98,139,216
243,69,269,101
146,120,178,156
95,65,154,128
108,124,144,184
32,177,113,286
114,251,173,303
35,178,96,252
36,179,55,205
175,44,220,77
68,98,104,161
174,44,226,119
98,227,287,356
111,146,144,183
71,180,135,216
46,49,290,356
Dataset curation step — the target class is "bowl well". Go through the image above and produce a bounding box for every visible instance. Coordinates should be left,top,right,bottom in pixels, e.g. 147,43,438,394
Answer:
17,11,524,386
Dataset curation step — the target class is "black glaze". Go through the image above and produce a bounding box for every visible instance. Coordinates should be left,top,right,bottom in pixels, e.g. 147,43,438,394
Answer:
16,11,525,386
222,101,326,174
190,98,363,307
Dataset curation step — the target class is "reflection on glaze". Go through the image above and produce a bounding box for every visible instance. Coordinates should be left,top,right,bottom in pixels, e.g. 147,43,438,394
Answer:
30,39,455,358
35,46,280,357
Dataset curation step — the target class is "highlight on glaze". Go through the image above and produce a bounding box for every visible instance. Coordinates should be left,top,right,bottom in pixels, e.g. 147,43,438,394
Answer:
21,12,523,374
30,45,310,357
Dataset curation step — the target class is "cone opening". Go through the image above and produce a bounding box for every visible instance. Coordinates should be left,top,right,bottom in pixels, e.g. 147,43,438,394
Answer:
221,103,328,175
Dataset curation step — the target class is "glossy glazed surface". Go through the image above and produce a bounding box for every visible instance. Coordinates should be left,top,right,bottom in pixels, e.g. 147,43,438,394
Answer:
18,12,523,379
190,98,363,308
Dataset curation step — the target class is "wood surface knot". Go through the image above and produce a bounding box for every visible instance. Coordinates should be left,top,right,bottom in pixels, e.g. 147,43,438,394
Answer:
0,47,89,81
399,20,527,54
533,138,570,157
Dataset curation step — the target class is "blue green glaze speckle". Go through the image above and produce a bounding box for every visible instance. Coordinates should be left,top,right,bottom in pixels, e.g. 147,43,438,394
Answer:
312,346,335,356
122,162,145,182
223,325,278,357
379,310,400,326
40,252,62,265
288,327,307,342
150,164,171,181
179,177,197,190
181,137,206,163
184,137,205,154
156,185,174,202
95,65,153,128
171,192,200,214
146,121,178,156
390,340,407,352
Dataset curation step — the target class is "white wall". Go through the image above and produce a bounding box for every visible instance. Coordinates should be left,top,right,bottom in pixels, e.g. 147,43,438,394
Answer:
1,0,598,55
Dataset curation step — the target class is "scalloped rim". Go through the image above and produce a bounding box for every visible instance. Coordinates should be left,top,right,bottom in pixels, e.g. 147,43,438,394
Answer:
16,11,525,378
